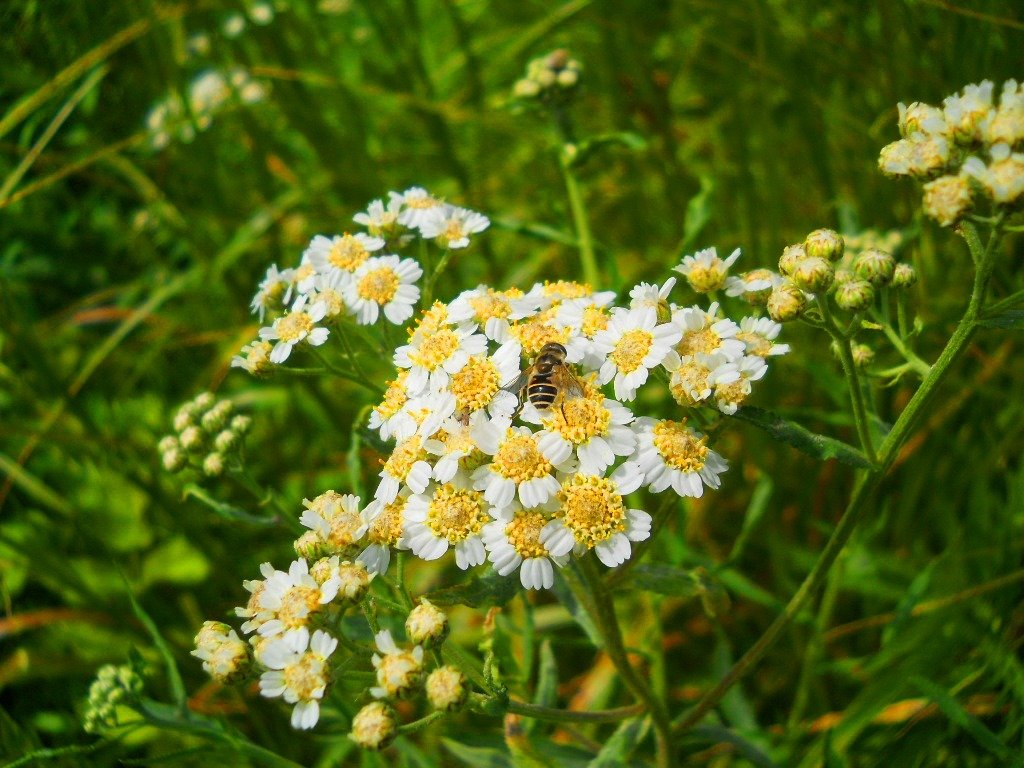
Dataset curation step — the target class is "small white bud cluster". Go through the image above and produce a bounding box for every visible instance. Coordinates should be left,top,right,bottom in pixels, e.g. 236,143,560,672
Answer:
512,49,582,104
158,392,250,477
83,664,144,733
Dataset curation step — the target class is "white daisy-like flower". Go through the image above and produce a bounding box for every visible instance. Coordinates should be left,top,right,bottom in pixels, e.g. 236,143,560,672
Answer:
523,387,636,476
628,277,676,313
675,247,741,293
942,80,995,140
482,500,568,590
446,286,539,338
390,187,445,231
472,426,565,509
309,271,349,319
354,197,403,238
285,258,318,302
403,475,489,569
250,264,292,320
666,352,739,408
963,145,1024,204
424,412,506,484
376,435,433,505
418,205,490,249
592,307,682,401
299,491,368,556
526,280,617,312
231,339,274,375
490,307,578,360
304,232,384,283
235,562,281,635
445,341,522,421
394,324,487,395
251,559,341,647
259,628,338,730
539,465,649,568
673,302,746,361
713,355,768,415
631,417,728,497
724,269,783,303
358,493,409,575
370,629,424,700
735,316,790,357
369,371,415,441
258,295,329,364
344,255,422,326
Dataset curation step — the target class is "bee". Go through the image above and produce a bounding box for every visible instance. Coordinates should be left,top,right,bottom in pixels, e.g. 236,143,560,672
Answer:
507,342,585,420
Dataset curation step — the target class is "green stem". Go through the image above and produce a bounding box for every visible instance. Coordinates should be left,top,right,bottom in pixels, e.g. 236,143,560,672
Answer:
559,156,600,287
398,711,446,734
423,247,454,307
820,298,878,464
334,321,374,385
309,347,383,396
673,218,1005,733
506,698,646,723
569,555,673,768
872,311,930,378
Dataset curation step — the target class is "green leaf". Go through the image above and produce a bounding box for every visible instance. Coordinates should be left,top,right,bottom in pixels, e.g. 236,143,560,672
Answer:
442,739,513,768
424,572,520,609
728,473,774,562
910,676,1012,760
881,563,934,647
731,407,873,468
182,484,280,526
587,717,647,768
138,536,210,590
686,725,778,768
978,309,1024,329
568,132,646,167
534,640,558,709
681,175,715,250
629,563,704,598
123,580,187,709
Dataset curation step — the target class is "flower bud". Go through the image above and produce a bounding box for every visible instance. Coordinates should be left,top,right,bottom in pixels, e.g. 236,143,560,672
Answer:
804,228,845,262
923,175,972,226
173,404,196,433
349,701,398,751
162,448,186,473
851,343,875,368
214,429,239,453
294,531,324,561
201,401,233,432
179,425,204,451
335,561,374,602
853,249,896,285
767,281,807,322
202,452,225,477
371,630,424,700
193,392,216,412
513,78,541,98
834,279,875,311
778,243,806,276
426,666,469,711
557,69,579,88
405,599,449,648
898,102,945,138
832,268,855,287
790,256,835,294
157,435,179,454
891,263,918,289
192,621,251,684
230,414,253,435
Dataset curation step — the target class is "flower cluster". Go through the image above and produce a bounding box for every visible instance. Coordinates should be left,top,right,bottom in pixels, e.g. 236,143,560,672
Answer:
145,69,266,151
83,664,145,733
512,49,582,104
158,392,252,476
879,79,1024,226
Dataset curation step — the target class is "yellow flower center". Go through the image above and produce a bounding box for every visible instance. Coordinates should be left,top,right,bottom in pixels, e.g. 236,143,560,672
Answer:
318,288,345,317
735,331,772,357
283,654,327,700
436,427,476,456
581,305,610,338
293,263,316,284
383,436,425,481
468,290,517,323
491,432,553,482
325,510,365,551
426,484,488,543
328,234,370,272
377,651,422,695
443,220,466,241
669,361,711,407
543,280,592,299
406,194,441,210
357,267,399,304
504,510,550,559
714,380,749,407
557,474,626,549
542,393,610,444
374,373,409,420
651,420,709,472
610,329,654,374
677,328,720,356
277,585,322,629
684,263,726,293
243,341,273,373
276,311,314,343
412,302,450,336
408,328,459,371
369,498,406,546
510,313,572,358
449,356,500,412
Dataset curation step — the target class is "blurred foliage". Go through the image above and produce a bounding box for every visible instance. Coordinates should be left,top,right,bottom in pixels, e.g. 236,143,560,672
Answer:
1,0,1023,765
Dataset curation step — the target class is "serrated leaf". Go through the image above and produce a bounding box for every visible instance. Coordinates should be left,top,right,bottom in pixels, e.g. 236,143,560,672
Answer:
424,572,520,609
182,484,279,526
731,407,873,468
587,717,647,768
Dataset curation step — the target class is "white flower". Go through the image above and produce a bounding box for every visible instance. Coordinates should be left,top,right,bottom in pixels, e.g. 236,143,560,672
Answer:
444,341,522,420
418,205,490,249
354,197,403,236
304,232,384,282
394,324,487,396
299,492,367,555
424,412,507,484
628,277,676,312
592,307,682,401
735,317,790,357
358,494,409,575
483,501,568,590
404,475,490,569
252,559,340,647
713,355,768,415
259,628,338,730
472,426,565,509
344,255,422,325
310,270,349,319
376,435,433,505
675,247,741,293
526,280,616,311
370,629,424,699
631,417,728,497
259,295,329,364
672,302,745,361
368,371,416,442
250,264,292,320
666,352,739,408
725,269,782,301
231,339,275,375
539,465,649,568
446,286,539,338
390,186,445,231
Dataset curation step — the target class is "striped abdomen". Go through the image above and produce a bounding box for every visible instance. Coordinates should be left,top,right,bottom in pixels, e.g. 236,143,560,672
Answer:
527,368,559,409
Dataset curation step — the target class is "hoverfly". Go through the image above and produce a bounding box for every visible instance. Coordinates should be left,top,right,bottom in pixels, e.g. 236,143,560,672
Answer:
507,342,585,420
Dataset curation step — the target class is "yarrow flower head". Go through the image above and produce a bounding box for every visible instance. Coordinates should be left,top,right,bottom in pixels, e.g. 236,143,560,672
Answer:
258,628,338,730
370,629,424,699
259,295,329,364
675,247,741,293
419,206,490,249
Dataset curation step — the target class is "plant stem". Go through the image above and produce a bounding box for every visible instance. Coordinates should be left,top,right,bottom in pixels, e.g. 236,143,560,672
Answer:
505,698,646,723
560,156,600,287
674,218,1005,733
569,555,674,768
423,247,454,307
871,311,930,378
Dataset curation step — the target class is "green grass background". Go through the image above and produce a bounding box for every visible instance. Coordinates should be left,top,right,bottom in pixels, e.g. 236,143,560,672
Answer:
1,1,1023,765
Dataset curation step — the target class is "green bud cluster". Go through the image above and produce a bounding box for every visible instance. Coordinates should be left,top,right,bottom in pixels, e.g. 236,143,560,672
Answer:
82,664,144,733
158,392,250,476
512,49,582,105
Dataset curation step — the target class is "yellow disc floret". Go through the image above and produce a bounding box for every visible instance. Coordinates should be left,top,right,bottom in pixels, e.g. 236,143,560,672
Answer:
542,393,610,444
357,267,400,304
651,420,709,472
276,311,314,343
426,484,488,543
735,331,772,357
374,372,409,420
277,585,322,629
383,436,425,481
407,328,459,371
328,234,371,272
677,328,721,356
449,356,500,412
368,498,406,547
610,329,654,374
491,432,553,482
510,310,573,357
504,510,550,559
557,474,626,549
669,361,711,407
283,654,327,700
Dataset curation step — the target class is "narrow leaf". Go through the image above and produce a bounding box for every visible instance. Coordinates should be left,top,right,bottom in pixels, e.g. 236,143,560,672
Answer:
425,572,520,609
182,484,279,527
587,717,647,768
442,739,513,768
732,407,873,468
978,309,1024,330
910,676,1011,759
123,579,187,709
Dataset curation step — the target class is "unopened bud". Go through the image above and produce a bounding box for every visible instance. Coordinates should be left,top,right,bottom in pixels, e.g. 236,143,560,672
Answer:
425,666,469,712
162,448,186,473
230,414,253,435
791,256,835,293
804,228,845,262
214,429,239,453
891,263,918,289
193,392,216,412
834,279,875,311
202,452,225,477
201,401,233,432
179,425,204,451
335,561,374,602
778,243,806,276
192,621,251,684
513,78,540,98
173,404,196,433
853,249,896,285
405,599,449,648
157,435,179,454
833,268,855,287
556,68,578,88
294,531,324,561
851,343,875,368
349,701,398,751
767,281,807,322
